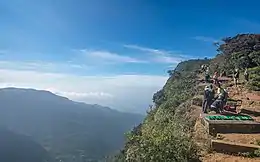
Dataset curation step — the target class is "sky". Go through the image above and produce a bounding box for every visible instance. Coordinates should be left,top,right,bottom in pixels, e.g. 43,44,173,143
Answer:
0,0,260,114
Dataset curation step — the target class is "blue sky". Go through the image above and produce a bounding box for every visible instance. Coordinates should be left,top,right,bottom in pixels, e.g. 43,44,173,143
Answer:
0,0,260,113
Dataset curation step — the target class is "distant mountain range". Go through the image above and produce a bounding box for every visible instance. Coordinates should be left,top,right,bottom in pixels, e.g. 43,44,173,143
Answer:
0,88,144,162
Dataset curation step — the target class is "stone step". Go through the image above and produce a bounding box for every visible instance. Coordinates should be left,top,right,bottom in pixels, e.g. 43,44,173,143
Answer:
211,139,260,154
201,115,260,136
240,108,260,117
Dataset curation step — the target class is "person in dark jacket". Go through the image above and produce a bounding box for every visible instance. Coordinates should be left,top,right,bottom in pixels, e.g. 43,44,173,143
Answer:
202,85,215,113
205,70,211,83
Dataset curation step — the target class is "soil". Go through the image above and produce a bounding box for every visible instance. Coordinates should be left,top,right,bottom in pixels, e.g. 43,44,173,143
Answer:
246,93,260,101
228,84,260,122
202,153,260,162
217,133,260,145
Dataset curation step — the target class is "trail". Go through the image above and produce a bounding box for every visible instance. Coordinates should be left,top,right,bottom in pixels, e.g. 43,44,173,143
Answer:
194,75,260,162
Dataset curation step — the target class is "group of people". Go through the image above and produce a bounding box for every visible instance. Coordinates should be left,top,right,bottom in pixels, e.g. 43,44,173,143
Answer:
201,64,250,87
201,67,250,114
202,84,228,114
233,68,249,87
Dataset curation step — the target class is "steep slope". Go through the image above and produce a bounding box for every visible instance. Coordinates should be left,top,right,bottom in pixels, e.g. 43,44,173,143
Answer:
0,128,53,162
114,59,209,162
0,88,143,162
115,33,260,162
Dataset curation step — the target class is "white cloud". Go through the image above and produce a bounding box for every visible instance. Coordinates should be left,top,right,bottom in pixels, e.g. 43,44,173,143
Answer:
80,49,146,63
152,55,183,64
0,69,167,114
192,36,219,43
0,60,90,73
46,88,114,99
74,45,193,65
123,44,191,64
123,44,168,55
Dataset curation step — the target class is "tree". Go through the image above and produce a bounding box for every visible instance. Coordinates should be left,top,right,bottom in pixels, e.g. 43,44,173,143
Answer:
167,70,174,76
249,51,260,66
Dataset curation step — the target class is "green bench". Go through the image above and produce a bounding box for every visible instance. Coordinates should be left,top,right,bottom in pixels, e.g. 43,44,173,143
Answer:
205,115,253,121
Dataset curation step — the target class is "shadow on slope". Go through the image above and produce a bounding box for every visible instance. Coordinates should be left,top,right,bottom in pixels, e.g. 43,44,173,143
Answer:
0,128,53,162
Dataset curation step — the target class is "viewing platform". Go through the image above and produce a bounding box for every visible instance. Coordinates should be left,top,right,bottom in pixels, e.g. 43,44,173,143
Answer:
200,113,260,136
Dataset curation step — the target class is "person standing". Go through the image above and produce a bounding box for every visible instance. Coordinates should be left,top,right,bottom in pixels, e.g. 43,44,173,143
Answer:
206,66,210,73
220,71,226,77
202,85,214,113
244,68,249,82
201,65,205,73
233,69,240,87
205,72,210,83
213,71,219,86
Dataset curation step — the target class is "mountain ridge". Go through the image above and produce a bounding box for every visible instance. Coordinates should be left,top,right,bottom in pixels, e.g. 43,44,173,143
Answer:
0,87,144,161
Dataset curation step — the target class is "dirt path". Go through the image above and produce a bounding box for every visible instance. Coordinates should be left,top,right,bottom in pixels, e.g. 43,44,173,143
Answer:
217,134,260,145
198,78,260,161
202,153,260,162
228,84,260,122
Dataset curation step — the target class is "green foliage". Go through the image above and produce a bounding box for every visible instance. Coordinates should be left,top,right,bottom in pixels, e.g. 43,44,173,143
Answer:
115,60,203,162
212,34,260,74
239,149,260,158
254,149,260,157
192,96,203,107
249,51,260,66
218,34,260,56
175,59,210,72
124,121,199,162
153,89,166,107
247,67,260,91
231,52,252,69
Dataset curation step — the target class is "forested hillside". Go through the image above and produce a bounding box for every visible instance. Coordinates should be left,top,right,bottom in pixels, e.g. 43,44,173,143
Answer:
211,34,260,90
114,34,260,162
